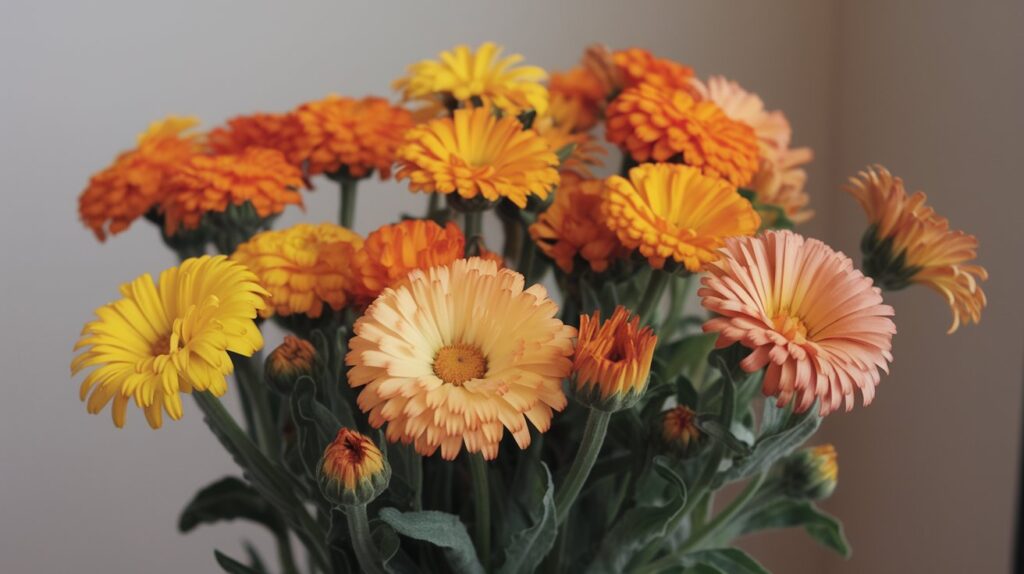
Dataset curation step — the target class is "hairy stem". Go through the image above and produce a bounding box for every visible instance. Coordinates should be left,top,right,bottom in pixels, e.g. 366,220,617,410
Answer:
554,408,611,524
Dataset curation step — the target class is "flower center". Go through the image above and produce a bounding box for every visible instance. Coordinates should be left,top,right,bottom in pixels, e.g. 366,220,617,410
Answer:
433,343,488,386
771,312,809,343
150,334,173,357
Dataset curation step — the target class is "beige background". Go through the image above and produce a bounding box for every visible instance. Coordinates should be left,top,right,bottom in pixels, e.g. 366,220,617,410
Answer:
0,0,1020,572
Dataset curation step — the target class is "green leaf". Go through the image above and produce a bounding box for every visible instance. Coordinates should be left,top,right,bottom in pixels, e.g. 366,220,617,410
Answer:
722,405,821,483
378,508,485,574
289,378,342,478
497,463,556,574
696,417,752,456
684,548,769,574
214,550,261,574
242,542,269,573
658,333,718,380
178,477,280,534
738,499,851,557
555,142,577,164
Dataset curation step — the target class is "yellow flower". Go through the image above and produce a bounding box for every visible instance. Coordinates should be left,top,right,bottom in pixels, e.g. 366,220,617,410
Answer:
602,163,761,271
783,444,838,500
393,42,549,115
845,165,987,333
661,406,701,454
396,107,560,208
71,256,267,428
346,257,576,460
572,306,658,411
231,223,363,318
318,428,390,506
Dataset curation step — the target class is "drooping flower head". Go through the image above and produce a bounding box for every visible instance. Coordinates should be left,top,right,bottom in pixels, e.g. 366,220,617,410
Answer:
700,230,896,416
572,306,658,412
79,116,202,240
394,42,549,116
606,83,760,186
294,95,414,179
396,107,560,208
602,163,761,271
661,405,701,454
782,444,838,500
207,112,309,167
71,256,267,428
844,165,987,333
547,66,607,132
346,257,576,460
352,219,467,301
231,223,363,318
265,335,317,394
612,48,697,94
318,428,391,507
162,147,304,235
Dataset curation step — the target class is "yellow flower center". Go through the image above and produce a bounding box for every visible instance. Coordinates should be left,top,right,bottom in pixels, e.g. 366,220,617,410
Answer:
433,343,488,386
771,312,809,344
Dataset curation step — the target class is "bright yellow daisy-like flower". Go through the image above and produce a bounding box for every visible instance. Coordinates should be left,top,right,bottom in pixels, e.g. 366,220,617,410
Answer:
352,219,466,301
396,107,560,208
231,223,363,318
572,306,658,412
393,42,549,116
844,165,987,333
602,163,761,271
346,257,576,460
71,256,267,428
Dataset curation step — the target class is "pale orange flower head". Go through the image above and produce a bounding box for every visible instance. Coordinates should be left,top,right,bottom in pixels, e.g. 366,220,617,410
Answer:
661,405,701,455
844,165,987,333
352,219,466,301
346,257,576,460
748,148,815,226
606,83,761,186
318,428,390,507
207,112,309,167
602,163,761,271
548,66,607,131
231,223,363,319
265,335,318,394
396,107,560,208
613,48,697,94
782,444,838,501
700,230,896,416
79,116,202,240
572,306,657,412
696,76,794,161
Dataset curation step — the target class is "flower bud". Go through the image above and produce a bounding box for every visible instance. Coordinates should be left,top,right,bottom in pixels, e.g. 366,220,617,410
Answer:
782,444,838,501
318,428,391,507
660,405,701,455
265,336,317,394
571,306,657,412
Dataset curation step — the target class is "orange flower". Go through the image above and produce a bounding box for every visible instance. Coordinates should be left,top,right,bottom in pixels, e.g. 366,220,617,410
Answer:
295,95,414,178
572,306,658,411
352,219,466,300
318,428,390,506
265,335,317,393
207,112,309,166
79,116,202,240
661,406,701,453
613,47,697,93
530,172,625,273
535,126,606,177
606,83,760,186
749,149,815,225
548,66,607,131
581,44,623,96
162,147,303,234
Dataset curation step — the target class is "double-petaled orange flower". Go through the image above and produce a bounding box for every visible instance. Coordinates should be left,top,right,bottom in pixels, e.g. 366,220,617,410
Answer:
530,172,625,273
351,219,466,301
207,112,309,167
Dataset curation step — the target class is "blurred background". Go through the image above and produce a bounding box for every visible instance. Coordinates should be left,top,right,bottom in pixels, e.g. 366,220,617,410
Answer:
1,0,1021,572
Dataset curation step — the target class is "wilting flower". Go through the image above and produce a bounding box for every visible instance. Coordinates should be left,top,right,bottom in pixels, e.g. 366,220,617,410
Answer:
71,256,266,428
207,112,309,167
844,165,987,333
602,163,761,271
529,172,626,273
782,444,838,500
231,223,363,318
396,107,560,208
294,95,414,179
548,66,607,131
162,147,304,235
79,116,202,240
572,306,657,412
394,42,549,116
612,47,697,93
606,83,760,187
265,335,317,394
748,149,815,225
700,230,896,415
318,428,390,507
346,257,576,460
352,219,466,301
661,405,701,454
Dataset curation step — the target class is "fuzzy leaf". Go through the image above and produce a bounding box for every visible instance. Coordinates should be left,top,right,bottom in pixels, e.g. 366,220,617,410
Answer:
684,548,769,574
290,378,341,478
378,508,484,574
214,550,261,574
179,476,280,534
497,463,556,574
723,405,821,483
738,499,851,557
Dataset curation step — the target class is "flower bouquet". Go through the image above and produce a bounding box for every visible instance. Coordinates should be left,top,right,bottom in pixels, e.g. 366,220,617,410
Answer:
72,42,988,573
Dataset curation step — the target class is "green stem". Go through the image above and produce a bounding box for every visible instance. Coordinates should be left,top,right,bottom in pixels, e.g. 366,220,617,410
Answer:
234,354,280,459
636,270,671,326
409,444,423,511
339,177,358,229
426,192,441,217
468,453,492,568
347,504,387,574
464,211,483,256
274,530,299,574
520,236,538,285
554,408,611,525
659,274,694,342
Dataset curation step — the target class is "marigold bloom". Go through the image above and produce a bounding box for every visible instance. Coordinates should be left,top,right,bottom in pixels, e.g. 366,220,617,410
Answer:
231,223,363,318
346,257,576,460
613,47,697,93
394,42,549,115
79,116,202,240
844,165,987,333
534,124,606,178
352,219,466,300
71,256,266,428
548,66,607,131
572,306,657,411
661,405,701,453
396,107,560,208
700,230,896,415
783,444,838,500
318,428,390,506
581,44,623,96
265,335,317,394
529,172,625,273
207,112,309,166
602,163,761,271
606,83,760,186
749,149,815,225
696,76,794,160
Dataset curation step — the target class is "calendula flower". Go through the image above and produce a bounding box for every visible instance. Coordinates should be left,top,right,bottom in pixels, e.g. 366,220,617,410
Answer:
352,219,466,301
79,116,202,240
572,306,657,412
346,257,576,460
396,107,560,208
162,147,303,235
844,165,987,333
696,76,795,161
602,163,761,271
207,112,309,167
71,256,266,428
318,428,391,507
529,172,626,273
394,42,549,115
661,405,701,454
548,66,607,131
782,444,838,500
295,95,414,179
613,47,697,93
606,83,760,186
748,148,815,225
581,44,623,96
700,230,896,415
265,335,317,394
231,223,363,318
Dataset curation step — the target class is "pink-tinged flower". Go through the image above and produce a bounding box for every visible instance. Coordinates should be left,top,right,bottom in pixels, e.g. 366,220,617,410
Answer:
695,76,794,160
699,231,896,415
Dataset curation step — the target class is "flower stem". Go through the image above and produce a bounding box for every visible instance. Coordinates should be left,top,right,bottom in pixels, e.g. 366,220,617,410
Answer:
468,453,492,568
347,504,387,574
233,354,280,459
426,192,441,217
659,273,694,342
274,530,299,574
636,270,671,326
338,177,358,229
554,408,612,524
464,211,483,256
